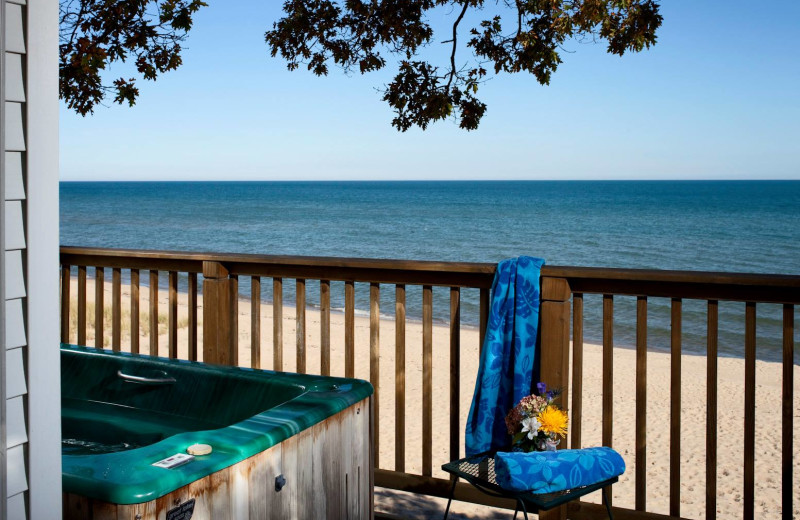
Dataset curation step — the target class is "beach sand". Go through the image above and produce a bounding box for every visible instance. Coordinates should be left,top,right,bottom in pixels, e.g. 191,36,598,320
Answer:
66,277,799,519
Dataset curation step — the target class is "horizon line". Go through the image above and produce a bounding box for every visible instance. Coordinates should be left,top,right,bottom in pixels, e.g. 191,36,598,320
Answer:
58,178,800,183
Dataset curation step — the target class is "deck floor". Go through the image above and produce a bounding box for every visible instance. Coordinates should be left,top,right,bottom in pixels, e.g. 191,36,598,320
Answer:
375,487,515,519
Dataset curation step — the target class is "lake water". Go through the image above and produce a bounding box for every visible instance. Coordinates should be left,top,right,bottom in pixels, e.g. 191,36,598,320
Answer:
60,181,800,363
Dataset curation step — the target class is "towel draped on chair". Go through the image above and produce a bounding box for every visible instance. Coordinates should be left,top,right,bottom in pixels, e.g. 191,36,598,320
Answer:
465,256,545,456
493,447,626,494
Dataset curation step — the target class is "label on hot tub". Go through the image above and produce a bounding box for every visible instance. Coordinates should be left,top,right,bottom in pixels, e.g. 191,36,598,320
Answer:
166,499,195,520
152,453,194,469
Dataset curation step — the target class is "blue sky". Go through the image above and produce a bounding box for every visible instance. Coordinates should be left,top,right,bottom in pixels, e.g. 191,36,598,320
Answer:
60,1,800,181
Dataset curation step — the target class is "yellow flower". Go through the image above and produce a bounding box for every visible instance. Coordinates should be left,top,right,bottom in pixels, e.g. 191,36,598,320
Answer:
537,406,568,438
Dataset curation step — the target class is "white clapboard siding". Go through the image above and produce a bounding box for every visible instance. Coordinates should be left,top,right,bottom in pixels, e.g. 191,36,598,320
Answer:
4,102,25,151
4,3,25,53
6,396,27,448
7,444,28,497
5,298,26,349
4,200,26,250
4,152,25,200
7,492,26,520
5,348,27,398
5,0,62,517
5,249,26,299
4,52,25,102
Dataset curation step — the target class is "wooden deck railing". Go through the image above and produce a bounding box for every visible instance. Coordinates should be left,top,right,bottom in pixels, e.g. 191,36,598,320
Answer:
548,267,798,520
58,247,798,520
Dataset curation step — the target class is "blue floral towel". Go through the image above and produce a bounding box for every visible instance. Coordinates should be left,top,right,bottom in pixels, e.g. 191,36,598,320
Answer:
465,256,545,456
494,447,626,493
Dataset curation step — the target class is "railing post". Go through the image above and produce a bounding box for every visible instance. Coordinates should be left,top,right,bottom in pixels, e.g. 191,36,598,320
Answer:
203,261,234,366
538,276,571,520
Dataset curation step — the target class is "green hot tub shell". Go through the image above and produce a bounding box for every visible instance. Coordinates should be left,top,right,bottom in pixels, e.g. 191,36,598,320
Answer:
61,344,373,505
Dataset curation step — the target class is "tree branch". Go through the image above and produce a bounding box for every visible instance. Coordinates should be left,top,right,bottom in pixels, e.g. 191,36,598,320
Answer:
446,2,470,91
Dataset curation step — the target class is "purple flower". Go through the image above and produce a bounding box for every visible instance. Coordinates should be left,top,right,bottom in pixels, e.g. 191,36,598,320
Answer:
537,382,547,395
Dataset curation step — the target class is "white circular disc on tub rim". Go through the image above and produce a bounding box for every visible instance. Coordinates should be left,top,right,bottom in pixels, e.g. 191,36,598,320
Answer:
187,443,212,456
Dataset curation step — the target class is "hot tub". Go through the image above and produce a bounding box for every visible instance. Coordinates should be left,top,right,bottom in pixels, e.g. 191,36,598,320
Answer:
61,344,373,519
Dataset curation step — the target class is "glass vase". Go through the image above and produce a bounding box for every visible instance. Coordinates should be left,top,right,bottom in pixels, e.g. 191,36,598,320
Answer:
544,435,560,452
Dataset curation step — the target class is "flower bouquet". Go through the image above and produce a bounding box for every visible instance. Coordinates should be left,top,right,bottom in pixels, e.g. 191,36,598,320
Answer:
505,383,568,452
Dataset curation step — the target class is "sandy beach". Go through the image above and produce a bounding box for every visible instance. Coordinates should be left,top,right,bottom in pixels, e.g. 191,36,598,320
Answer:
66,276,799,519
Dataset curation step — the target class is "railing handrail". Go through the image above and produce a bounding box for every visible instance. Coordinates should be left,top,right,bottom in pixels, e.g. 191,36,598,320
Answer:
60,246,498,288
545,264,800,287
60,246,497,272
545,265,800,304
61,246,800,302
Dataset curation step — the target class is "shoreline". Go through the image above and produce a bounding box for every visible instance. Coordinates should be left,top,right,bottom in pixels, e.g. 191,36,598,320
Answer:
68,275,798,364
71,273,483,330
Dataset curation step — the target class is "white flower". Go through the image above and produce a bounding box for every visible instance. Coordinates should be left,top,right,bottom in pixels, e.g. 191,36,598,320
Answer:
521,416,541,440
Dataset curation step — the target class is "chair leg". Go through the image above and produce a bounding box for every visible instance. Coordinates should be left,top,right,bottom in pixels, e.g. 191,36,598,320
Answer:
443,477,459,520
516,499,529,520
602,488,614,520
512,502,519,520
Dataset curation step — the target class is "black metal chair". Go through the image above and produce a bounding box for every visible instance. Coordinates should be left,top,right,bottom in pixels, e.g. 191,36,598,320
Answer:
441,451,617,520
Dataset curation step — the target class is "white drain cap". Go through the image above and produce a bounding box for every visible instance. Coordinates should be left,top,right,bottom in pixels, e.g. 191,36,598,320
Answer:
187,443,212,456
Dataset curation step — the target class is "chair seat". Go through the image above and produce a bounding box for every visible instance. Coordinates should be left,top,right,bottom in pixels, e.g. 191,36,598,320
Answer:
442,451,618,512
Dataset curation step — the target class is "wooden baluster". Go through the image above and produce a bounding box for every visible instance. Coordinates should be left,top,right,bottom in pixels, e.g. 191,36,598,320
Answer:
449,287,460,466
296,278,306,374
251,276,261,369
539,277,571,520
781,304,793,520
479,288,489,354
95,267,104,348
150,270,158,356
370,283,380,468
168,271,178,359
60,265,70,343
706,300,718,520
670,298,682,518
78,265,87,345
602,294,614,509
188,272,197,361
571,293,583,450
131,269,139,354
230,274,239,366
112,268,121,351
320,280,331,376
422,285,433,477
202,262,232,366
273,278,283,371
636,296,647,511
743,302,756,520
395,284,406,472
345,281,355,378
